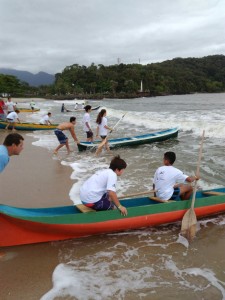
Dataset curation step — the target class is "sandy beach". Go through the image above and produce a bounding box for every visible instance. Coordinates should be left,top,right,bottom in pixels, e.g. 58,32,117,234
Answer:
0,130,75,299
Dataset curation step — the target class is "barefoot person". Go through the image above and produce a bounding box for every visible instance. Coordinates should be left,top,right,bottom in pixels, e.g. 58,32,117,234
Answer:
96,109,113,152
153,151,199,201
53,117,79,154
5,109,20,130
80,155,128,216
0,133,24,173
82,105,93,142
39,112,52,125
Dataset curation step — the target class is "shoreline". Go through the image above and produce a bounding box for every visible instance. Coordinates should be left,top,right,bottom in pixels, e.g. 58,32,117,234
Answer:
0,131,76,299
0,132,74,207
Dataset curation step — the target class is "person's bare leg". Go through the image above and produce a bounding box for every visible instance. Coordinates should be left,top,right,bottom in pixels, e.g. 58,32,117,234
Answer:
54,144,65,154
180,184,193,200
65,140,71,154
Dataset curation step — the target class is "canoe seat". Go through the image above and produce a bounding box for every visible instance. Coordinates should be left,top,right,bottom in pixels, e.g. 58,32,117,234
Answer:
76,204,96,213
148,196,168,203
202,191,225,196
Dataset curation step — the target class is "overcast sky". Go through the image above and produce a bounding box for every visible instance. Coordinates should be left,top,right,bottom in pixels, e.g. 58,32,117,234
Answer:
0,0,224,75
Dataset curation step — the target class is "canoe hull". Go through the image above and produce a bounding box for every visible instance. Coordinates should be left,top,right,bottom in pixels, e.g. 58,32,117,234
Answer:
0,120,58,131
1,188,225,247
17,108,40,112
77,127,179,151
66,105,100,112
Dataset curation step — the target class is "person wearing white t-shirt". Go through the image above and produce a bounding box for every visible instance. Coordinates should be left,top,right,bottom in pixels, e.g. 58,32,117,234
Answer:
39,112,52,125
153,151,199,201
6,109,21,130
82,105,93,142
6,97,16,114
80,155,128,216
96,109,113,152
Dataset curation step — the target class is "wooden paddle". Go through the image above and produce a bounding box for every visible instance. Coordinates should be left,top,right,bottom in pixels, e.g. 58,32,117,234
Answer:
181,130,205,241
119,189,156,199
95,112,127,156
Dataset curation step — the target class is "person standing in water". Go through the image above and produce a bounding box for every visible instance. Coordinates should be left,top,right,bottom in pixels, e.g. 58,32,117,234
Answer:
82,105,93,142
54,117,80,154
96,109,113,152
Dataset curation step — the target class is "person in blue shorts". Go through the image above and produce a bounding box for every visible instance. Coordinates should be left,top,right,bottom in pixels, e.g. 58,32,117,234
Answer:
54,117,79,154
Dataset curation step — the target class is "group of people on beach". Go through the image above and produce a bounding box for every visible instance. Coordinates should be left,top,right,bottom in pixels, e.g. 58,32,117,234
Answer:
0,100,199,219
53,104,113,154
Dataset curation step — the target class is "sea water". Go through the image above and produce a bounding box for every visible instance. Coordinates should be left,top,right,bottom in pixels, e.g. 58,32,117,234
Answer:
25,93,225,299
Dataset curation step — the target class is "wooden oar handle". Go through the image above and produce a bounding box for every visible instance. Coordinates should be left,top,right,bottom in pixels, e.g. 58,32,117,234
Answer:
119,190,156,199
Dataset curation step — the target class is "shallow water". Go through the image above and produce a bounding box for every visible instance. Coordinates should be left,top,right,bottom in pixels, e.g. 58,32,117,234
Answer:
2,93,225,299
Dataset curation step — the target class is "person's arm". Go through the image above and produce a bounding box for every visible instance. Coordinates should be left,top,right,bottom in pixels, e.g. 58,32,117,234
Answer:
108,190,127,216
85,121,92,131
69,126,80,144
96,125,99,137
104,125,113,131
185,175,200,183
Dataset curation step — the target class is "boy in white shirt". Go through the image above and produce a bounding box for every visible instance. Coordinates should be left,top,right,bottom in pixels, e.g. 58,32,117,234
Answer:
6,109,21,130
82,105,93,142
6,97,16,114
80,155,127,216
39,112,52,125
153,151,199,201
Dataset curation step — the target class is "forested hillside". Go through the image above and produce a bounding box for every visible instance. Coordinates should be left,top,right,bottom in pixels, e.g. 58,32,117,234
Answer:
53,55,225,98
1,55,225,98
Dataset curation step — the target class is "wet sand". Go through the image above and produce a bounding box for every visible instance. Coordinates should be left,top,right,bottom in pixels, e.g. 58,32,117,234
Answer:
0,131,75,299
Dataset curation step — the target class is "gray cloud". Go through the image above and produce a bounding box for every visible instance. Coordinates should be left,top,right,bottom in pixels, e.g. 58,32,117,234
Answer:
0,0,224,74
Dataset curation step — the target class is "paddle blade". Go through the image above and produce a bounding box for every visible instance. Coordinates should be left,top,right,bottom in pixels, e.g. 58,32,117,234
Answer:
181,208,197,241
95,139,107,156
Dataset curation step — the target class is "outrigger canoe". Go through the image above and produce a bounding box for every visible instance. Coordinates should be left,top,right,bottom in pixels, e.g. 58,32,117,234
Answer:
78,127,179,152
0,120,58,131
1,188,225,247
17,108,40,112
66,105,101,112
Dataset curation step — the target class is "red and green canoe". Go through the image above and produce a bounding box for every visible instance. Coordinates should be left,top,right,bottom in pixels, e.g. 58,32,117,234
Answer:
1,188,225,247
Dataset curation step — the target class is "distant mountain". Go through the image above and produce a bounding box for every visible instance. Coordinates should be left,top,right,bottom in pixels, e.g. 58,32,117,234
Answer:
0,68,55,87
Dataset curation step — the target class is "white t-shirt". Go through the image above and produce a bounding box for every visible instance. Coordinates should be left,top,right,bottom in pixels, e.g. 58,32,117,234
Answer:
6,101,15,112
80,169,117,203
7,111,18,121
98,116,108,136
153,165,188,200
82,112,91,131
40,115,50,124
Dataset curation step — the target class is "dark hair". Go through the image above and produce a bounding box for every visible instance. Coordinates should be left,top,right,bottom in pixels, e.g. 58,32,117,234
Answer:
47,112,51,116
3,133,24,146
164,151,176,164
109,155,127,171
15,109,20,113
70,116,76,122
84,105,92,112
96,109,106,125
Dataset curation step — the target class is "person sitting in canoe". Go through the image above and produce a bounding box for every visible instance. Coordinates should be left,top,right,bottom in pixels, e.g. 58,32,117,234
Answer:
5,109,21,131
153,151,199,201
39,112,52,125
53,116,80,155
80,155,128,216
96,109,113,153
